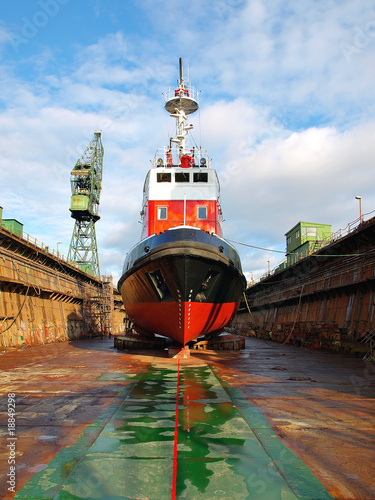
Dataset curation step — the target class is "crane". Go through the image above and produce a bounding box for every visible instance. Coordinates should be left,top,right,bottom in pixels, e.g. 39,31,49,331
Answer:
67,131,103,278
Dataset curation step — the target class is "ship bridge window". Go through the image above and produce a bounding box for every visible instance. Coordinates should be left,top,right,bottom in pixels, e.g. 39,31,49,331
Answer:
175,172,190,182
193,172,208,182
198,206,207,219
157,206,168,219
157,172,171,182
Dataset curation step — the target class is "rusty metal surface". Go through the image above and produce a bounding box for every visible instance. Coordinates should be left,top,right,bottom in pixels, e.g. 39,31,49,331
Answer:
0,337,374,499
0,338,146,498
197,338,375,500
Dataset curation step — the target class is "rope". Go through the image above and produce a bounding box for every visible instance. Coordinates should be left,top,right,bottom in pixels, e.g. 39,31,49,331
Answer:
0,259,40,335
227,238,375,258
280,284,305,345
0,285,30,334
227,239,285,253
242,291,253,319
242,285,305,347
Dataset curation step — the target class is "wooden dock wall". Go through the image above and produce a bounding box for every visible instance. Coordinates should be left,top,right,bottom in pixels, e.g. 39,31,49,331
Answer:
234,217,375,353
0,226,126,348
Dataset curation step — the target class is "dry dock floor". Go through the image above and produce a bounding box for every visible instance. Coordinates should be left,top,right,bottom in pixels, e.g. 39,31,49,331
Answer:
0,337,374,499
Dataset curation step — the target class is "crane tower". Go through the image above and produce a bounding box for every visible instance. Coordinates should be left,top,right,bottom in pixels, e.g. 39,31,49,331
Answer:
67,131,104,278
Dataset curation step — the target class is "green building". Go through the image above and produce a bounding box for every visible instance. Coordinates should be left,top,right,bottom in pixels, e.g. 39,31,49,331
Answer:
286,221,331,265
1,218,24,238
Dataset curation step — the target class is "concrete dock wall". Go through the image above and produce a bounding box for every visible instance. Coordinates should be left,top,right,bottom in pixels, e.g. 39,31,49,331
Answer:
235,217,375,356
0,226,125,348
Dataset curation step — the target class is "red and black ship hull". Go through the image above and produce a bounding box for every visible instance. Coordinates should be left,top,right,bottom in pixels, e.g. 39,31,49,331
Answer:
118,227,246,345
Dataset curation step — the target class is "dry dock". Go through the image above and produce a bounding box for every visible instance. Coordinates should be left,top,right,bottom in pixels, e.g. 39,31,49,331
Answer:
0,223,126,348
236,216,375,356
0,337,374,499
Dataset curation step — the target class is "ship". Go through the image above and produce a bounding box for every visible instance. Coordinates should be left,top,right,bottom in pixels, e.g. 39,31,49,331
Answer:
118,59,246,345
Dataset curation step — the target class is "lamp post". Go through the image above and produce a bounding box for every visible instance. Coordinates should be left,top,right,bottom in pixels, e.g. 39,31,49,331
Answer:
57,241,62,257
355,196,362,224
248,271,254,285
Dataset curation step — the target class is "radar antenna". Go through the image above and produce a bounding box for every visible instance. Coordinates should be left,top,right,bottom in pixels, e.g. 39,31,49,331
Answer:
164,58,199,159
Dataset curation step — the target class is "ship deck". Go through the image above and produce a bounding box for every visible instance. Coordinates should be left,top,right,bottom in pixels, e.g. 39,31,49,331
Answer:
0,337,374,499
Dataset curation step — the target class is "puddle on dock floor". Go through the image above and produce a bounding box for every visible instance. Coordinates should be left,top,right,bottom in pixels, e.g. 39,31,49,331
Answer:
15,363,333,500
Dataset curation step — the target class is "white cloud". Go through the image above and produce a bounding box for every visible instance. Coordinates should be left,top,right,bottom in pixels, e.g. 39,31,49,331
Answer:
0,23,12,46
1,1,374,281
217,119,375,276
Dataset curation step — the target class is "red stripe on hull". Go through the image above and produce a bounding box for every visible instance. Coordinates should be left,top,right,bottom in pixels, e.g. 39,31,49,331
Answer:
124,301,240,345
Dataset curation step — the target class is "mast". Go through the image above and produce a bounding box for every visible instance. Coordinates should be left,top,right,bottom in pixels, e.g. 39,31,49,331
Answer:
164,58,199,162
179,57,183,86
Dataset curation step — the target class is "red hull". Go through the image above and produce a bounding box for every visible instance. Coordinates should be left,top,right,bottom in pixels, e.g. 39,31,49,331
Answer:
124,300,240,345
119,228,246,345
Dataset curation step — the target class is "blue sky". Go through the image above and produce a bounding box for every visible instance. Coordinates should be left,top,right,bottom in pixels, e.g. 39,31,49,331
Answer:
1,0,375,283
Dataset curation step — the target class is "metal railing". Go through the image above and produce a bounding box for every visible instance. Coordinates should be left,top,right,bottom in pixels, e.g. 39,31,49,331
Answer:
151,146,211,169
253,210,375,284
164,84,200,105
330,209,375,241
0,221,90,276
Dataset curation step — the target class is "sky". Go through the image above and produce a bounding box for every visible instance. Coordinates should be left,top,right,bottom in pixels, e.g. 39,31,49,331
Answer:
1,0,374,284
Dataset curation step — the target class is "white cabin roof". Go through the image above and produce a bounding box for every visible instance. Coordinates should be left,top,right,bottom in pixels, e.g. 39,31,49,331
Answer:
144,167,220,201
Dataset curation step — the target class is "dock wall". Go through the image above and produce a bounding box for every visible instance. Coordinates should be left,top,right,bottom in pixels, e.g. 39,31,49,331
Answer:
234,217,375,355
0,226,126,348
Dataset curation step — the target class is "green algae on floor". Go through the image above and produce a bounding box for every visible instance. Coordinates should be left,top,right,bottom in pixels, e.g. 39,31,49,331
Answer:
15,363,334,500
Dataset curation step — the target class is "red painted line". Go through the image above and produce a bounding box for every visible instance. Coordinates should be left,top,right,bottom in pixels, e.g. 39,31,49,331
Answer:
171,359,180,500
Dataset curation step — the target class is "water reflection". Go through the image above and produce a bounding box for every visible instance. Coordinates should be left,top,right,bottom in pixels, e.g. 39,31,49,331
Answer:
178,366,244,495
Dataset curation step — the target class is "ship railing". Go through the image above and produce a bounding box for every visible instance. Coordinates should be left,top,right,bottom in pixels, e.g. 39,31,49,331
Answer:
164,85,200,105
152,146,211,168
